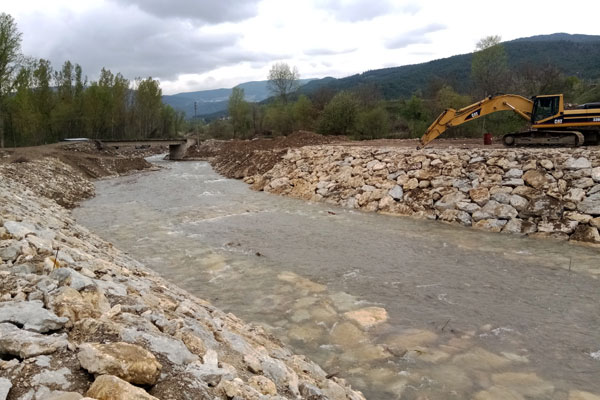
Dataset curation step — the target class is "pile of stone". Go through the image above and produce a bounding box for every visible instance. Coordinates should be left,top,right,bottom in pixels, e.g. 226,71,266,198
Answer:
0,160,364,400
247,146,600,245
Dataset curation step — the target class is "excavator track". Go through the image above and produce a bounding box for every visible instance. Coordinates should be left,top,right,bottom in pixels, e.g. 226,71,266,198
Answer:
502,130,585,147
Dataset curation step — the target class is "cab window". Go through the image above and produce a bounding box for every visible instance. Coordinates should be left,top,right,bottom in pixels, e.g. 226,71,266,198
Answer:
532,97,559,123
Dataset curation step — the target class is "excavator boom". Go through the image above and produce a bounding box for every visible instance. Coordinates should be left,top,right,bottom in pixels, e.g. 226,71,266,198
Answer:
419,94,534,148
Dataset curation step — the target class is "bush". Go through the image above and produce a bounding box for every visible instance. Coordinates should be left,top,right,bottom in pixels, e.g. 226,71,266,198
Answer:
355,106,390,139
317,91,359,135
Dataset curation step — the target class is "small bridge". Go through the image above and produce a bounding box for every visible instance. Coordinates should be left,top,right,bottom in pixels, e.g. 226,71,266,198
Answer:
94,138,196,160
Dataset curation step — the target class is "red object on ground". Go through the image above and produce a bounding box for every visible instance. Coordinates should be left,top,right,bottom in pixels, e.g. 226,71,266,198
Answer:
483,133,493,145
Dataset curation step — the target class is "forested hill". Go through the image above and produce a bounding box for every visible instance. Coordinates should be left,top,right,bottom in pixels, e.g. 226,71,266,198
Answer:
163,79,312,118
298,33,600,99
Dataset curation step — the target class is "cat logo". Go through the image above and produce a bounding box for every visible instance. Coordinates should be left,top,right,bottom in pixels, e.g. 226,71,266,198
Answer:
471,111,479,118
465,109,481,120
554,119,563,124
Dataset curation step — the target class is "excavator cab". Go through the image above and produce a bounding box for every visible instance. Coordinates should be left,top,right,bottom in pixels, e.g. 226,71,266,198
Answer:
531,95,562,124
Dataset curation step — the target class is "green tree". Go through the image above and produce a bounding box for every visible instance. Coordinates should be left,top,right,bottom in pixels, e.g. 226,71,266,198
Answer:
267,62,299,104
399,95,431,137
355,106,390,139
317,91,359,135
32,59,55,142
228,87,251,138
292,95,316,131
7,65,36,146
134,77,162,138
471,35,509,97
264,102,294,135
0,13,23,147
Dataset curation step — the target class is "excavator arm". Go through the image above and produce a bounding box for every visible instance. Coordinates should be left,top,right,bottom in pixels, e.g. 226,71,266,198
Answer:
419,94,534,148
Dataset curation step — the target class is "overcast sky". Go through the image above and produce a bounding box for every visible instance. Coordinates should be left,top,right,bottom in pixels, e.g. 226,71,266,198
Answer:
4,0,598,95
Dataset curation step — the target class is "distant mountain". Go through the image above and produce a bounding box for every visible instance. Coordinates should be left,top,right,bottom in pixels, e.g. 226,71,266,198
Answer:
163,79,313,118
298,33,600,99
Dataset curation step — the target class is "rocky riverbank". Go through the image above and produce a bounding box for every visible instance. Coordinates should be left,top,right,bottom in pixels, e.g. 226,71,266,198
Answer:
0,156,365,399
194,140,600,245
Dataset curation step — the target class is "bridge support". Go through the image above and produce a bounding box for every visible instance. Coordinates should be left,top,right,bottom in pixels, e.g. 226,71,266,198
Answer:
169,138,196,160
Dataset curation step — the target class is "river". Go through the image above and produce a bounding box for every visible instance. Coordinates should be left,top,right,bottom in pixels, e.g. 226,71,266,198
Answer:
73,156,600,399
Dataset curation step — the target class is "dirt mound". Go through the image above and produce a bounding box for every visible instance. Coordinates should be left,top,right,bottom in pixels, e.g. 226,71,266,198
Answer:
186,131,345,178
0,142,161,207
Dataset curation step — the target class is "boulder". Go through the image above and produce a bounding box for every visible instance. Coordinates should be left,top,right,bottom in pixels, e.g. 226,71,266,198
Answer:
469,187,490,206
570,225,600,244
388,185,404,201
473,219,507,232
0,300,68,333
565,157,591,170
434,192,466,211
578,193,600,215
0,377,11,400
78,342,162,385
0,322,69,358
522,170,548,189
564,188,586,203
86,375,158,400
592,167,600,183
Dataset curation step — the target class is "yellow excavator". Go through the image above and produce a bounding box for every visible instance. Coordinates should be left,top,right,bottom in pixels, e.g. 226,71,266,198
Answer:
419,94,600,148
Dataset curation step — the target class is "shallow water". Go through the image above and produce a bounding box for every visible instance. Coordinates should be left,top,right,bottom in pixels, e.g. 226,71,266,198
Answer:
74,156,600,399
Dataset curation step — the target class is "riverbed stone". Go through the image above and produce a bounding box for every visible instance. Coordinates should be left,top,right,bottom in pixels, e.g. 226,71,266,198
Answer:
452,347,511,370
0,300,68,333
569,391,600,400
388,185,403,201
78,342,162,385
490,372,554,397
86,375,158,400
343,307,388,328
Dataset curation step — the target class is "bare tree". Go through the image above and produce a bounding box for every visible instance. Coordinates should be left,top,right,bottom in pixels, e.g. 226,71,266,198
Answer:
267,62,299,104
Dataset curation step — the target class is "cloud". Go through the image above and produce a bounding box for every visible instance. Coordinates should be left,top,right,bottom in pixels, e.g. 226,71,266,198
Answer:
385,23,446,49
108,0,261,23
316,0,420,22
304,47,357,56
19,5,283,83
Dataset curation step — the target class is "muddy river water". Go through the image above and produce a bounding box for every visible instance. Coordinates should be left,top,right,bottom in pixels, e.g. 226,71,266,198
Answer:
73,156,600,399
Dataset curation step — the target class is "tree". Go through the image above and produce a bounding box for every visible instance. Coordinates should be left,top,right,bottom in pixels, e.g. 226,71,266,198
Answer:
292,95,316,131
0,13,23,147
399,95,431,138
267,62,299,104
134,77,162,138
356,106,390,139
471,35,509,97
317,91,359,135
228,87,251,138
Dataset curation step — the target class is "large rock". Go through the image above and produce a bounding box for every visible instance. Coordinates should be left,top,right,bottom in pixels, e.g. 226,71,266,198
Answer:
86,375,158,400
78,342,162,385
481,200,518,220
434,191,466,211
522,169,548,189
120,328,198,366
469,187,490,206
578,192,600,215
592,167,600,183
388,185,403,201
565,157,592,170
570,225,600,244
0,300,68,333
522,195,563,219
0,322,69,358
0,378,11,400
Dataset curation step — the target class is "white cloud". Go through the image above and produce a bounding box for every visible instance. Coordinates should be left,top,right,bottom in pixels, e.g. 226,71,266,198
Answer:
3,0,599,94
